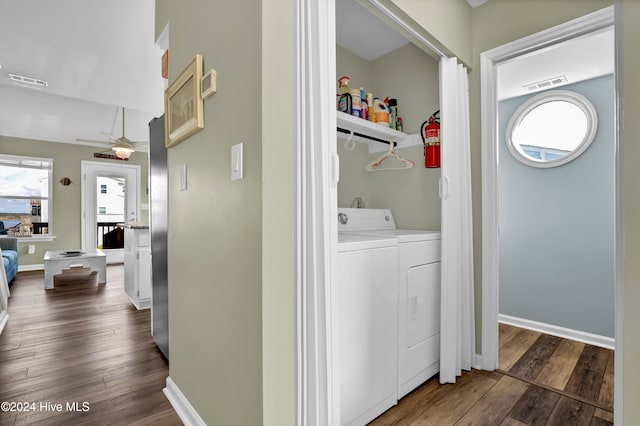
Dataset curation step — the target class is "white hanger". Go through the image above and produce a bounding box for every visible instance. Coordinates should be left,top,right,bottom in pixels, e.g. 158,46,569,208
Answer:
365,142,415,172
343,129,356,151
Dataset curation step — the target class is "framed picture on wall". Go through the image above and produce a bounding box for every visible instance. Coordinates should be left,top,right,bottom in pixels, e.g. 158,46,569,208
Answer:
164,54,204,148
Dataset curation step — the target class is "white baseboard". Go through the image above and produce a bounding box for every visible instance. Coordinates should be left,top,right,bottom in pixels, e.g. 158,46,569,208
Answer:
18,264,44,272
499,314,615,350
0,311,8,335
163,376,206,426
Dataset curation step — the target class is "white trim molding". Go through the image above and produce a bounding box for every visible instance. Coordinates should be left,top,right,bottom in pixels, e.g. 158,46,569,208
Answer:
18,264,44,272
0,310,8,335
480,5,620,424
163,377,206,426
295,0,339,424
499,314,615,350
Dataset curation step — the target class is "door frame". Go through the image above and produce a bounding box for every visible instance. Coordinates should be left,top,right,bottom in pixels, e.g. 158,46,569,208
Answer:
295,0,452,424
80,160,140,263
479,5,621,422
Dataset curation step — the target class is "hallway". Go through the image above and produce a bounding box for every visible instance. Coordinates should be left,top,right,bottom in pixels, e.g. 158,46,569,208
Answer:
370,323,613,425
0,266,180,425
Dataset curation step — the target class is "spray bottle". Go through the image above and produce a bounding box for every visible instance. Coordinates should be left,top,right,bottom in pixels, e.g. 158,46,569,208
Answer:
337,76,352,113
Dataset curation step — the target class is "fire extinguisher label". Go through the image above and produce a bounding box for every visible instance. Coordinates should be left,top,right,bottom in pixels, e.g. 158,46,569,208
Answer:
425,128,439,144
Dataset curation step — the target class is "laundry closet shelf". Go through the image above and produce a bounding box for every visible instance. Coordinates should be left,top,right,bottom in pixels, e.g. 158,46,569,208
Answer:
337,111,421,153
337,111,406,143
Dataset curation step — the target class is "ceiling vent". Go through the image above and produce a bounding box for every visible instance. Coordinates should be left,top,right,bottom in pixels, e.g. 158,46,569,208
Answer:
8,73,48,88
523,76,568,92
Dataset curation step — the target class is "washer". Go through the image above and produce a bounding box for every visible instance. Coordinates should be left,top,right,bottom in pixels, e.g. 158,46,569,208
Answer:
338,208,441,399
336,232,398,425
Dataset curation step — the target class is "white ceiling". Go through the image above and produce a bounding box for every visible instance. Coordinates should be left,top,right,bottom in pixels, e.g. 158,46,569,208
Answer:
0,0,164,150
336,0,409,61
0,0,613,149
337,1,614,101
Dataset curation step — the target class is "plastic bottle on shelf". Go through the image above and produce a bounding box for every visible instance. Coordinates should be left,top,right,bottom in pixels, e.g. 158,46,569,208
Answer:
337,76,352,114
388,98,398,130
373,98,390,126
397,117,404,132
337,76,350,94
360,88,368,120
350,88,362,118
367,93,375,122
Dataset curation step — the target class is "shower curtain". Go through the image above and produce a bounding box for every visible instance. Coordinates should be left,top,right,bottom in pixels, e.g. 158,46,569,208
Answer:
439,57,476,384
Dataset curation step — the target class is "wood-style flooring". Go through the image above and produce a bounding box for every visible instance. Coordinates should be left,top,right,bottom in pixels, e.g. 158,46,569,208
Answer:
0,266,182,426
1,268,615,425
370,323,614,425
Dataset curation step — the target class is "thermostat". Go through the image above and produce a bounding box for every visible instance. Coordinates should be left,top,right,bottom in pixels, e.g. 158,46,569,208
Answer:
202,68,217,99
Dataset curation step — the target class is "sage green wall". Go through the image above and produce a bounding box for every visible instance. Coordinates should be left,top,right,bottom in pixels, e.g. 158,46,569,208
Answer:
621,1,640,422
390,0,472,66
262,0,295,424
155,1,263,425
0,136,148,266
336,44,372,95
336,45,374,211
336,43,440,230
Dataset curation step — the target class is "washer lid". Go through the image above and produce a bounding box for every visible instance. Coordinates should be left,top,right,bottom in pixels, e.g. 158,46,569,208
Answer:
361,229,441,242
338,232,398,251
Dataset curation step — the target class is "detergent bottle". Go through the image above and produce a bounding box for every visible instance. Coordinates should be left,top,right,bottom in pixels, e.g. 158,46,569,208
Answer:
373,98,390,126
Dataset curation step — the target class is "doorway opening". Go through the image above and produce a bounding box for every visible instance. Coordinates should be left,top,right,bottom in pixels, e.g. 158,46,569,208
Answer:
81,161,140,264
480,5,620,423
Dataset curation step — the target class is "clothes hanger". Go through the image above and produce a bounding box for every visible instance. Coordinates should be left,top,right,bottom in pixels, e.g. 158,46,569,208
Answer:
343,129,356,151
365,141,415,172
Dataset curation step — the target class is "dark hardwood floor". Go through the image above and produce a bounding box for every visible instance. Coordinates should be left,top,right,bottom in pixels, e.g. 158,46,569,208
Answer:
0,266,182,426
370,323,614,425
2,268,615,425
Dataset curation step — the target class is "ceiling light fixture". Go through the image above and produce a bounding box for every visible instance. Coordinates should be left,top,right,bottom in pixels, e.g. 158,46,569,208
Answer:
8,73,48,88
111,108,135,159
112,139,135,160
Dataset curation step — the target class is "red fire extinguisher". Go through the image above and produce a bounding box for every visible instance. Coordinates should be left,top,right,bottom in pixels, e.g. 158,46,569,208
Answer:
421,110,440,168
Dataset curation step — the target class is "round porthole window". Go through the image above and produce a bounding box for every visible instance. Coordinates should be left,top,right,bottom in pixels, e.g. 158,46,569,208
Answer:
506,90,598,168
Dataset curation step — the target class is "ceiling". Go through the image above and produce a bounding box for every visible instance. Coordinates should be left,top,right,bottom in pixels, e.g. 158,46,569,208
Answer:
0,0,164,151
337,1,614,101
0,0,613,150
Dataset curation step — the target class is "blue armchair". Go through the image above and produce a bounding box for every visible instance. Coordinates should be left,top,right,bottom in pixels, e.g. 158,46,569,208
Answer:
0,237,18,283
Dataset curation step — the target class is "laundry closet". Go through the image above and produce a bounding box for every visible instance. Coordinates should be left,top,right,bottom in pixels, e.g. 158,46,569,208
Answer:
332,1,447,425
335,40,441,229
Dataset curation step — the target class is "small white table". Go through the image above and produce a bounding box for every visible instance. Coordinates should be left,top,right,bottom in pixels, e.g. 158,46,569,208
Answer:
43,249,107,289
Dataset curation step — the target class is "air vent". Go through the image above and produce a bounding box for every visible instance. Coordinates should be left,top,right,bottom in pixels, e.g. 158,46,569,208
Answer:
8,73,48,88
523,75,568,92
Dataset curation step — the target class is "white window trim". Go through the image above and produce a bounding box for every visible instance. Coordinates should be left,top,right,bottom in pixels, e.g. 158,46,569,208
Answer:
506,90,598,168
0,153,54,238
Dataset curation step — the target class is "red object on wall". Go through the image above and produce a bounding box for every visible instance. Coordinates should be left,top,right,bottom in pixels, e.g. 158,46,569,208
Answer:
161,50,169,79
421,111,441,168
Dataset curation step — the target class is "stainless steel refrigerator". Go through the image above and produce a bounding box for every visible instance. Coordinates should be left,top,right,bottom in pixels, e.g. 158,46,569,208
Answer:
149,115,169,359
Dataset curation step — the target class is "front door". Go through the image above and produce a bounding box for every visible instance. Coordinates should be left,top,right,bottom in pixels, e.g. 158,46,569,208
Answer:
81,161,140,264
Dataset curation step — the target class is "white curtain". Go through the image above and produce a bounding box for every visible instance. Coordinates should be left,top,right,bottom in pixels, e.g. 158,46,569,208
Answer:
439,57,475,384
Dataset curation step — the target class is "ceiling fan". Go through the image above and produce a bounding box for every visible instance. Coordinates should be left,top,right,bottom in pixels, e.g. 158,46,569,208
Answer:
76,107,139,159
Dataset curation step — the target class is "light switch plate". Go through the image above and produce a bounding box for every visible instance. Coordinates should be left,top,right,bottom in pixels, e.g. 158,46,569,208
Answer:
231,143,243,181
179,164,187,191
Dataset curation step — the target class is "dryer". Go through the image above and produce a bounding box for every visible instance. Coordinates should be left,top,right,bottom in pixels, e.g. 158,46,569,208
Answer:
338,208,441,398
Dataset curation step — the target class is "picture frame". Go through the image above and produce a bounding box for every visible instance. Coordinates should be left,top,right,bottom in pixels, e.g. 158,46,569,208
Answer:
164,54,204,148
